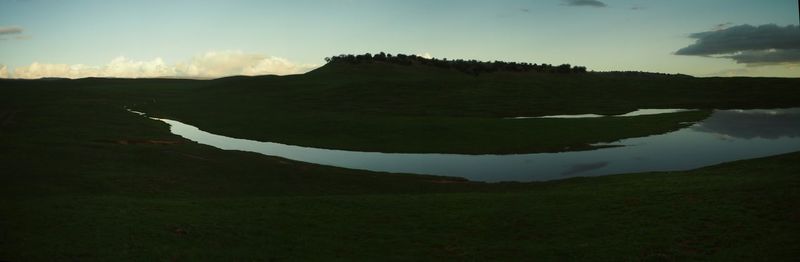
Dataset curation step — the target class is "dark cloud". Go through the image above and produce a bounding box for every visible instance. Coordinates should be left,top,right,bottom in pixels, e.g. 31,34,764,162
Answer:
562,0,607,8
677,24,800,55
727,49,800,65
676,24,800,65
495,8,531,18
0,26,23,35
711,22,733,31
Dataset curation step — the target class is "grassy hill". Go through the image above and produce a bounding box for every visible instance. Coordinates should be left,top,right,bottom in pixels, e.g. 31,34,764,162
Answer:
1,56,800,260
123,59,800,153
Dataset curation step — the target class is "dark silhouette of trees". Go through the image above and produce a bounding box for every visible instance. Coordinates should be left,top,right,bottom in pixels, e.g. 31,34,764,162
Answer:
324,52,589,75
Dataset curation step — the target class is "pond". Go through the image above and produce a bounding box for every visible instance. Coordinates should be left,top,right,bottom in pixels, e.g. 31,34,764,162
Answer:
138,108,800,182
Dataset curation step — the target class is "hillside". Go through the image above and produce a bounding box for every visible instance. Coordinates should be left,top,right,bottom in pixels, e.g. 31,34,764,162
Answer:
3,55,800,154
2,55,800,260
205,54,800,118
122,55,800,153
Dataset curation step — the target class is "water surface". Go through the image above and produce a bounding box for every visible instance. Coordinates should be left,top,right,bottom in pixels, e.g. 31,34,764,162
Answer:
510,108,695,119
143,108,800,182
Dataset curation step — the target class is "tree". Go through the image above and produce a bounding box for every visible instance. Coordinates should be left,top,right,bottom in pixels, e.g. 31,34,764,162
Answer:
323,52,590,75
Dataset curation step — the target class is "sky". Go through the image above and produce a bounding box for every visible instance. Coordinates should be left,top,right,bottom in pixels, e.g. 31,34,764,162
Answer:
0,0,799,79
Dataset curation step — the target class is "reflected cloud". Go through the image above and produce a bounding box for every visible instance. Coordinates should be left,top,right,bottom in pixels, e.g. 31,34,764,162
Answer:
691,109,800,139
561,162,609,176
510,108,694,119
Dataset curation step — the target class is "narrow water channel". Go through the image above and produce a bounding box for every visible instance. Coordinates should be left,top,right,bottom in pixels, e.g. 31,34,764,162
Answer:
136,108,800,182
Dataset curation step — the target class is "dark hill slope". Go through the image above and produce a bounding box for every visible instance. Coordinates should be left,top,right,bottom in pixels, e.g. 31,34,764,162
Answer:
3,58,799,153
183,60,800,118
104,60,800,153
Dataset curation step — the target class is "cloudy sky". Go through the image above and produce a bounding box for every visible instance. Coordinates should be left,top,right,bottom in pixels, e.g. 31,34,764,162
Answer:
0,0,798,79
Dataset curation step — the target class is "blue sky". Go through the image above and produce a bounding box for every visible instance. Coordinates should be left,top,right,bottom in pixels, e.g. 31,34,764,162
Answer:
1,0,798,78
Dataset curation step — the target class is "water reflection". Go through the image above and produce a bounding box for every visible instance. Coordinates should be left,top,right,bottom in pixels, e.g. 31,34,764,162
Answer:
561,162,609,176
143,108,800,182
511,109,695,119
691,109,800,139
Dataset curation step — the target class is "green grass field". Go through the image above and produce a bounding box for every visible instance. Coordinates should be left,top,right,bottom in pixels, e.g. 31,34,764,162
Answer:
2,62,800,260
3,154,799,260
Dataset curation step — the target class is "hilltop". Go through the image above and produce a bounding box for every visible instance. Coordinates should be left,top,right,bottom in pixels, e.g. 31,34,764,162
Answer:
311,52,695,78
198,53,800,118
322,52,589,75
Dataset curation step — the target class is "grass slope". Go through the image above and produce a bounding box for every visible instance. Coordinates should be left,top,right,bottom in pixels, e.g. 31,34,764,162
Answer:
132,61,799,153
3,153,799,260
1,63,800,260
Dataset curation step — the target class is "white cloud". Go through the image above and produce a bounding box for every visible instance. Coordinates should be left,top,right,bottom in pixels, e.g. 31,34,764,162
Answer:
703,65,800,77
0,65,8,78
8,51,319,79
703,68,755,77
13,63,99,79
176,50,316,78
417,52,433,59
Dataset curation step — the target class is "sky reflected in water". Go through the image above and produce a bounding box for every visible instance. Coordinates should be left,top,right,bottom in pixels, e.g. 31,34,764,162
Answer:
149,108,800,182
